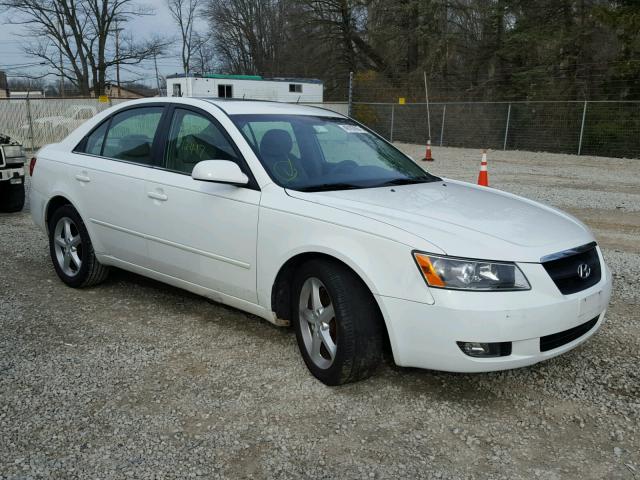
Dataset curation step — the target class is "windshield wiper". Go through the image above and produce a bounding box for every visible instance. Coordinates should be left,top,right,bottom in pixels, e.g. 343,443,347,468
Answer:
293,182,365,192
372,177,438,187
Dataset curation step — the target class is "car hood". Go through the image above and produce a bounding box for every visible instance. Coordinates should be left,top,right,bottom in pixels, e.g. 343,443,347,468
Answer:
287,179,594,262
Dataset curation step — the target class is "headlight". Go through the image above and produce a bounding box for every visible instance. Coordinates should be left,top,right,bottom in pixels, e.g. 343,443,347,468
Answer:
2,145,24,158
413,252,530,291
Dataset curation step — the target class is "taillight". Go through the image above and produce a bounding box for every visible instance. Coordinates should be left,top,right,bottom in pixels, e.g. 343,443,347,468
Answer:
29,157,36,176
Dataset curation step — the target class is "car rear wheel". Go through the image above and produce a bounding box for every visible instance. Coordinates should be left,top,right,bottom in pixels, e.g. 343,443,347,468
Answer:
0,181,25,213
292,259,384,385
48,205,109,288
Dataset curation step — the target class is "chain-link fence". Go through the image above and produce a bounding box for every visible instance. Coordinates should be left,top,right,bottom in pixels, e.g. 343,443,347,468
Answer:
2,97,637,158
0,98,349,151
0,98,135,151
352,101,640,158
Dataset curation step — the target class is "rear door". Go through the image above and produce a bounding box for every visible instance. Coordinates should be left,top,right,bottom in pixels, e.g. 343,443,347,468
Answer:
142,105,261,303
73,105,166,266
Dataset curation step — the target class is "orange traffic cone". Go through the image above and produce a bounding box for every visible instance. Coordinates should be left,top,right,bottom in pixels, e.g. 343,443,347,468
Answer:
477,149,489,186
422,139,434,161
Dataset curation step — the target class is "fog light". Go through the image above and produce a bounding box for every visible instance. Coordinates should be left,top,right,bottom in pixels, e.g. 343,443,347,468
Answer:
457,341,512,358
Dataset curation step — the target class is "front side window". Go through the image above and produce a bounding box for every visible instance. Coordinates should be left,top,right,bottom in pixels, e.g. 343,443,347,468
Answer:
165,109,238,174
232,114,439,190
289,84,302,93
102,107,163,165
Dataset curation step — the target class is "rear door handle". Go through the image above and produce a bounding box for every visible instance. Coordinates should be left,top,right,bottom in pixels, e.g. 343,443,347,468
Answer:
147,191,168,201
75,173,91,183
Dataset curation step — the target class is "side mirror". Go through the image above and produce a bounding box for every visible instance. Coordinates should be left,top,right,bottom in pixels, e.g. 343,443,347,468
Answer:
191,160,249,186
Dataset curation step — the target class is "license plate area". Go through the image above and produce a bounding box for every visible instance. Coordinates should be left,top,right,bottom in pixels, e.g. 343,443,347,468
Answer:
578,289,602,318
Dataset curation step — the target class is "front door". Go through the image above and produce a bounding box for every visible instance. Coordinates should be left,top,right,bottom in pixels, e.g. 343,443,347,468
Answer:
142,106,260,303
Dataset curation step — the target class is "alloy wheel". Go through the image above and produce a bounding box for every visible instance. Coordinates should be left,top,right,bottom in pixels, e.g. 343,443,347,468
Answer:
298,277,338,369
53,216,83,277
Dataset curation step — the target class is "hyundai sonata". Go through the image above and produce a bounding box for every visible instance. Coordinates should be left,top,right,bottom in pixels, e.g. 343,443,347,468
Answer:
30,98,612,385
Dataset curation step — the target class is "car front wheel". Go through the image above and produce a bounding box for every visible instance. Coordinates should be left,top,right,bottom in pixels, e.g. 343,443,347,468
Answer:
292,259,384,385
48,205,109,288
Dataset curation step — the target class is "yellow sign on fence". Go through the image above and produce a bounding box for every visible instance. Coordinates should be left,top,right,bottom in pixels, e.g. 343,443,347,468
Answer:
98,95,109,103
398,97,406,105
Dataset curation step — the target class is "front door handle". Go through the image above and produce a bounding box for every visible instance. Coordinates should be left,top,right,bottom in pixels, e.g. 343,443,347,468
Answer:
147,191,168,201
75,173,91,183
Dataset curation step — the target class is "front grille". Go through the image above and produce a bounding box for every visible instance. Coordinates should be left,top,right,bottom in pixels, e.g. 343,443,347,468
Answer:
541,242,601,295
540,316,599,352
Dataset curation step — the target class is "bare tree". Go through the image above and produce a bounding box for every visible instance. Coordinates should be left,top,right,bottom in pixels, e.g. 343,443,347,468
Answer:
0,0,166,96
291,0,389,73
7,77,47,93
191,32,218,75
204,0,288,75
168,0,202,75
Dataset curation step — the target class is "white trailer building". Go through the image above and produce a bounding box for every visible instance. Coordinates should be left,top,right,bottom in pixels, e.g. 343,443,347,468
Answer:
166,74,323,102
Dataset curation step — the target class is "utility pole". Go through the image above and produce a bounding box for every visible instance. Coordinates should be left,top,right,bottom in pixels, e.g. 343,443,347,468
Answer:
59,19,65,98
153,52,161,96
423,70,432,141
115,17,121,95
348,71,354,117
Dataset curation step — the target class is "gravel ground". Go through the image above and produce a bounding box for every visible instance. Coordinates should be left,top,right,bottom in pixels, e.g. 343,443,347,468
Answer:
1,147,639,479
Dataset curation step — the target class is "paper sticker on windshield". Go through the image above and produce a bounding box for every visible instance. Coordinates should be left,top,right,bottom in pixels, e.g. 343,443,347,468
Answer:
338,124,366,133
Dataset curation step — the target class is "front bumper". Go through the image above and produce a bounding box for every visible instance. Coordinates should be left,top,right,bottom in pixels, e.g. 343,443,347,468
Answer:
0,166,25,182
376,249,613,372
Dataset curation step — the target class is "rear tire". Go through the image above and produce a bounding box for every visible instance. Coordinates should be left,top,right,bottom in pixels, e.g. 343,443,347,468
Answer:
48,205,109,288
0,180,25,213
292,259,384,385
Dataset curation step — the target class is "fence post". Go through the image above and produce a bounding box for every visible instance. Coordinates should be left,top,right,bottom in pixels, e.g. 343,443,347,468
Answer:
390,104,395,142
347,71,353,118
578,100,587,155
503,103,511,150
439,104,446,146
25,97,35,152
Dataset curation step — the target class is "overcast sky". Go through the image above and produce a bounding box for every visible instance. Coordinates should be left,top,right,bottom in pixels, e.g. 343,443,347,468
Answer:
0,0,204,87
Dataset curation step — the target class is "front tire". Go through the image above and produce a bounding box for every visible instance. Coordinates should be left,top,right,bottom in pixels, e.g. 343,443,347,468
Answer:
48,205,109,288
0,181,25,213
292,259,384,385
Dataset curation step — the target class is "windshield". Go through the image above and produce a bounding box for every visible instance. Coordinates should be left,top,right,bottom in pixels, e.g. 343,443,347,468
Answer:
231,114,439,191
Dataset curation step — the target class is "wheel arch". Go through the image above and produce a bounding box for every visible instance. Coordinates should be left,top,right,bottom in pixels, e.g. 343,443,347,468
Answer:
45,195,77,232
270,251,392,351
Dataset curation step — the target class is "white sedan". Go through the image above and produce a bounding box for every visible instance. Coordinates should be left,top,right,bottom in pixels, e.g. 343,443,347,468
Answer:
29,98,612,385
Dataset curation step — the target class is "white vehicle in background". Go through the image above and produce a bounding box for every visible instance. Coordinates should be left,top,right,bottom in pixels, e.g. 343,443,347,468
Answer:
166,73,324,102
0,133,27,212
29,98,612,385
20,104,98,147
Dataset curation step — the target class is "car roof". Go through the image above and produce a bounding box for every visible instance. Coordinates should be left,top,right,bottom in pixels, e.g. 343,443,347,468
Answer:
106,97,346,119
198,98,344,117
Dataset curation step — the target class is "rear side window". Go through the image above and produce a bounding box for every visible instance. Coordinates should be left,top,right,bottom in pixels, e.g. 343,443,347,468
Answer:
102,107,163,165
84,121,109,156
